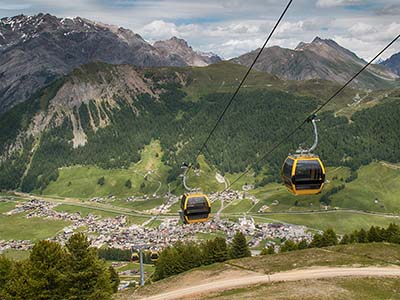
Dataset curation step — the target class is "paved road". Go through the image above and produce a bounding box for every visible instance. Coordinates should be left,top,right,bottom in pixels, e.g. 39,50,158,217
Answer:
140,267,400,300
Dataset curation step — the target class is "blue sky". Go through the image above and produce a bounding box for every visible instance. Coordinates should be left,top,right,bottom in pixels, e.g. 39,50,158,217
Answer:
1,0,399,60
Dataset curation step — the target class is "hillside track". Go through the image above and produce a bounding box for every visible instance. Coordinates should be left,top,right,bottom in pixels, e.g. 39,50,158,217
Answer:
140,267,400,300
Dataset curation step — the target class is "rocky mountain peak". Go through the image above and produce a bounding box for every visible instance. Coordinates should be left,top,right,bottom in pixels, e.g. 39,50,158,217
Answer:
153,36,221,67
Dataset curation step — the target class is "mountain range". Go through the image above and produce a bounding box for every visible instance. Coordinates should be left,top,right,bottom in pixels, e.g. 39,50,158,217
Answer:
1,13,400,115
0,13,221,113
232,37,398,89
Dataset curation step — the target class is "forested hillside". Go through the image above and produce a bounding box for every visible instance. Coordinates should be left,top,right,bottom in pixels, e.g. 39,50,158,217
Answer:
0,61,400,193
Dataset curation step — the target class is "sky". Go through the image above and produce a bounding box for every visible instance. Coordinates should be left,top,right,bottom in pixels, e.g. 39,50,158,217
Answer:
0,0,400,60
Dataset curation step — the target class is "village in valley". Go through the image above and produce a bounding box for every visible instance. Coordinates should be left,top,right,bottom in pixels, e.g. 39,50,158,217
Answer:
0,190,314,254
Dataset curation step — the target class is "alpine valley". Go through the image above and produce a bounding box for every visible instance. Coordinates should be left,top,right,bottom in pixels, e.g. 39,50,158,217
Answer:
1,13,400,245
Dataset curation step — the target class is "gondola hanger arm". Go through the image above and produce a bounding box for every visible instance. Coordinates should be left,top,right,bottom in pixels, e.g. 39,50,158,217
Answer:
296,115,319,154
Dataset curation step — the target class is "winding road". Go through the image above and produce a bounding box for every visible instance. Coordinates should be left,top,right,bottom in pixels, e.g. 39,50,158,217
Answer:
140,267,400,300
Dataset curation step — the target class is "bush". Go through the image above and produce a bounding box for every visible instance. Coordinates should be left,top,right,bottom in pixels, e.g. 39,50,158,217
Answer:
97,176,105,186
125,179,132,189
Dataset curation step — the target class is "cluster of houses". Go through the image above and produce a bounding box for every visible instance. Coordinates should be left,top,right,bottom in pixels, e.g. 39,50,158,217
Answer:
0,197,315,255
0,239,32,251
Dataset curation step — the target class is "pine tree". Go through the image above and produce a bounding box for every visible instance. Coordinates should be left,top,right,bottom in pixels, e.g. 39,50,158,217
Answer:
367,226,381,242
340,234,351,245
309,233,322,248
153,246,184,281
297,239,309,250
28,240,66,300
180,242,202,270
1,261,35,300
260,246,275,255
229,232,251,259
108,266,120,293
280,240,297,253
320,228,338,247
350,231,359,243
64,233,113,300
357,228,368,243
212,237,229,262
385,223,400,243
202,237,228,265
0,255,12,292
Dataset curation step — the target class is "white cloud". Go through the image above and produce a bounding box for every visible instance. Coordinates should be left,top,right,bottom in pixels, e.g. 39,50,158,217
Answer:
140,20,180,41
316,0,362,8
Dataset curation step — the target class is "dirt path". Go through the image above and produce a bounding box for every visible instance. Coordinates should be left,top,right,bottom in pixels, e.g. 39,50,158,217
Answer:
139,267,400,300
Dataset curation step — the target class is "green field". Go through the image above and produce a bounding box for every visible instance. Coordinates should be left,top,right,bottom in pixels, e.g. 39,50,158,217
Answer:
0,201,17,213
0,213,70,241
222,199,254,214
252,211,399,234
185,155,225,193
43,140,170,199
331,162,400,213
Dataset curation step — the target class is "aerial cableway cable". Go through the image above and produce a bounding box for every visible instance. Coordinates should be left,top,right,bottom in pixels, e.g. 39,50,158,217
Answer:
191,0,294,165
226,33,400,191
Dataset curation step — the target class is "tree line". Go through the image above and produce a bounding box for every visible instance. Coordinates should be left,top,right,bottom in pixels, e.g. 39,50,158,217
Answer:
0,234,119,300
153,231,250,281
261,223,400,255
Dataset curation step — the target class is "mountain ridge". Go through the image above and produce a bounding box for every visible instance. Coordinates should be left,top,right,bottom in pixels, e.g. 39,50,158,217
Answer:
381,52,400,75
0,13,216,113
231,36,398,89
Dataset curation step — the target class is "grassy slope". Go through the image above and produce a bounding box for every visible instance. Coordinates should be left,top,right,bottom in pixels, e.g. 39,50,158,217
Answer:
0,213,70,241
220,164,400,233
183,62,359,113
185,155,225,193
331,162,400,214
43,140,170,199
116,243,400,300
0,200,68,241
183,62,282,102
